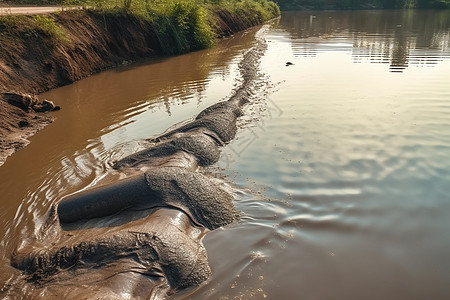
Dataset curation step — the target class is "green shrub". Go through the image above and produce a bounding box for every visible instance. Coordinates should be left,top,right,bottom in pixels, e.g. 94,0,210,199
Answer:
32,15,69,43
0,14,69,44
149,0,215,54
4,0,280,52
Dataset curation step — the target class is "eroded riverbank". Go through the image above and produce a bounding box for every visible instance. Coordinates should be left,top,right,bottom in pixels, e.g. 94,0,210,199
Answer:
0,24,273,299
2,9,450,299
0,2,279,166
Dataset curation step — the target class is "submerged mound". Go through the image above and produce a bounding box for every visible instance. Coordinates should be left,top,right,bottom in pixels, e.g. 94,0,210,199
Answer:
57,167,239,230
113,128,223,170
12,209,211,293
0,0,280,166
9,22,271,299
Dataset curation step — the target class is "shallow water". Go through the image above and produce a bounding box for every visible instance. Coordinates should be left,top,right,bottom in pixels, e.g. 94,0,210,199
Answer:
183,10,450,299
2,10,450,299
0,26,258,294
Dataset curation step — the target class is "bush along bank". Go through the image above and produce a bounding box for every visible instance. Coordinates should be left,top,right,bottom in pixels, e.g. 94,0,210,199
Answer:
0,0,280,166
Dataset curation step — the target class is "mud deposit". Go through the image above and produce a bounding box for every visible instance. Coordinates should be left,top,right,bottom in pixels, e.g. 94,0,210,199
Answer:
2,10,450,300
0,9,275,166
1,27,270,299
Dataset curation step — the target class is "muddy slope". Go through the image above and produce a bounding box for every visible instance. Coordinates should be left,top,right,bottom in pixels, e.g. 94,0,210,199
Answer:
4,30,269,299
0,9,276,166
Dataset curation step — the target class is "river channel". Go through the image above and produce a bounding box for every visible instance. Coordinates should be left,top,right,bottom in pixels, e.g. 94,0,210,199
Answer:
1,10,450,299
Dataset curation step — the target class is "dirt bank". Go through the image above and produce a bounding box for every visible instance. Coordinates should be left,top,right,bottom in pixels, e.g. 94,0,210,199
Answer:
3,28,269,298
0,8,277,166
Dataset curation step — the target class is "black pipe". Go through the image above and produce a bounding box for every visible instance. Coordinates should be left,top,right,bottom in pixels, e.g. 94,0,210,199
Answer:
57,175,156,223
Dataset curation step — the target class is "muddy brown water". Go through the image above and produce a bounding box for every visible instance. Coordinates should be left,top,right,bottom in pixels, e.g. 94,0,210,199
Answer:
2,10,450,299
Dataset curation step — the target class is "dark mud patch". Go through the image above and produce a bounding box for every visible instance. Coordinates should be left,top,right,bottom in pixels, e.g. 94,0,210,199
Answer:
0,99,53,166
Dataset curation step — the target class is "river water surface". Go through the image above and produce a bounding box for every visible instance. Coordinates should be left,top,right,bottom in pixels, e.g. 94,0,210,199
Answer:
1,10,450,299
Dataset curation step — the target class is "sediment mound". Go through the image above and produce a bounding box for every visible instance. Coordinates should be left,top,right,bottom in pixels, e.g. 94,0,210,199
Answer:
12,209,211,291
0,5,279,166
8,30,269,298
113,128,223,170
57,167,239,230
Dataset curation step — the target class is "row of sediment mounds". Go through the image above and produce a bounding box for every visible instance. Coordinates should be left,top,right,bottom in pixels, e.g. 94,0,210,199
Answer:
0,6,280,167
7,28,269,299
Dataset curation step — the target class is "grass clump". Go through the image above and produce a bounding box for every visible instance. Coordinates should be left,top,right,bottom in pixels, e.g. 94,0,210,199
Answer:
148,0,215,54
0,14,69,44
77,0,216,53
3,0,279,53
80,0,279,54
145,0,279,53
32,15,70,43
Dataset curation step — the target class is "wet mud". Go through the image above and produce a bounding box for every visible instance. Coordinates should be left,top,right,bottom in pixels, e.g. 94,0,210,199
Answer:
113,128,223,170
4,28,269,299
57,167,240,230
0,8,278,167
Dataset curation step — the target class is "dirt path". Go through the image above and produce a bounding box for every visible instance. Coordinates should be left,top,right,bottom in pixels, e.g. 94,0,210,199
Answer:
0,6,63,15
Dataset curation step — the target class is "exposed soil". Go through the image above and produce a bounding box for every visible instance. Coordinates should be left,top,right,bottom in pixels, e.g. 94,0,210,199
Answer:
3,32,268,298
0,9,270,166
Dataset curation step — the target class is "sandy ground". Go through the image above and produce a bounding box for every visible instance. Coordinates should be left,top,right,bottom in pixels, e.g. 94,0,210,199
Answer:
0,6,63,16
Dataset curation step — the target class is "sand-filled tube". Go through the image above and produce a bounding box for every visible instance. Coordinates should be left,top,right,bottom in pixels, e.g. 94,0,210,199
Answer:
12,209,212,291
57,167,239,229
57,175,157,224
7,29,270,298
113,128,222,170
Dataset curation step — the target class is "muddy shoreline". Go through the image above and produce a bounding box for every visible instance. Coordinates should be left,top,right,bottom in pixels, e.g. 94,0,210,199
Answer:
0,9,275,166
2,27,270,298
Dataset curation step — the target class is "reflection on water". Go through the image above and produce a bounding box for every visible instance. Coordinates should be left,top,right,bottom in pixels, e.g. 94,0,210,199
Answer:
184,10,450,300
281,10,450,72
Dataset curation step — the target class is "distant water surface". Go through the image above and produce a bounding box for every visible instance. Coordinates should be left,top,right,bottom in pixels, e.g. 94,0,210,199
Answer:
184,10,450,300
